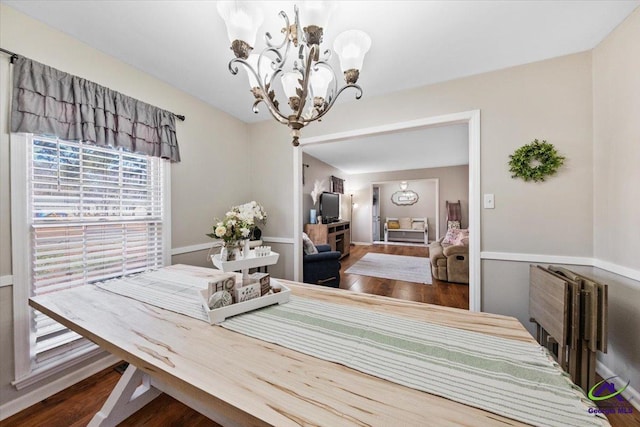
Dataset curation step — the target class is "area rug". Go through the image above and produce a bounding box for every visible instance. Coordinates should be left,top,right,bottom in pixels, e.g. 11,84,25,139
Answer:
345,253,432,284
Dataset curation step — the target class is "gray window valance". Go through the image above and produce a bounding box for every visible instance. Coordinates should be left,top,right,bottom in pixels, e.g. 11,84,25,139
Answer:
11,57,180,162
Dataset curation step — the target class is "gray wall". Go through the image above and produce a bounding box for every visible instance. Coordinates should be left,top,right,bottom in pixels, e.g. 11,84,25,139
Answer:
592,8,640,392
301,152,349,224
0,5,252,408
379,180,437,237
348,166,469,243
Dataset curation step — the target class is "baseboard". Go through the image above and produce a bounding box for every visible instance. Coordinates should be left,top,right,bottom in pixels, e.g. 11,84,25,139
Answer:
351,241,370,246
0,353,120,421
596,360,640,411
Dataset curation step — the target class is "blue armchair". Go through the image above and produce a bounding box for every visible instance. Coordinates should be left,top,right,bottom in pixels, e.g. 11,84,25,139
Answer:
303,244,341,288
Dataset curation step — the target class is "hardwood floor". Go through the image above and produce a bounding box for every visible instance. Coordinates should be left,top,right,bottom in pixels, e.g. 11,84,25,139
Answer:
340,243,469,309
3,250,636,426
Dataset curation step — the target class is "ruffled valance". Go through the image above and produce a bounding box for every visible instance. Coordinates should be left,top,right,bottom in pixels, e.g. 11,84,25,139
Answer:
11,57,180,162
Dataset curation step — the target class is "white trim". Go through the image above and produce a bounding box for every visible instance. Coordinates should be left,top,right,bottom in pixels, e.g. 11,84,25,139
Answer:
171,242,216,256
295,110,482,311
351,241,370,245
301,113,474,146
262,236,295,244
595,360,640,411
468,110,481,312
434,178,440,242
480,251,594,266
293,147,303,282
480,252,640,289
0,354,120,421
10,133,32,382
162,161,172,267
593,259,640,283
13,345,103,390
0,275,12,288
170,237,294,257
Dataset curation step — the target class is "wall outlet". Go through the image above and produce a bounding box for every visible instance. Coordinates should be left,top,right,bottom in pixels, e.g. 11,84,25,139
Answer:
484,194,495,209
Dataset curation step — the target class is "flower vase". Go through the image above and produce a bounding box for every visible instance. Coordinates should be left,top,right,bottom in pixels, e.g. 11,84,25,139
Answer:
243,239,250,259
310,209,317,224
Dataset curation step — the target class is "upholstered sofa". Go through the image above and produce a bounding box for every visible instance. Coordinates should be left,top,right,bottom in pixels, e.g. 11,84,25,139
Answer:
428,238,469,284
303,244,341,288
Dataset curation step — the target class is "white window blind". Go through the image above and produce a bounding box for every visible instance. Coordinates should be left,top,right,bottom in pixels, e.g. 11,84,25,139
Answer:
26,136,165,374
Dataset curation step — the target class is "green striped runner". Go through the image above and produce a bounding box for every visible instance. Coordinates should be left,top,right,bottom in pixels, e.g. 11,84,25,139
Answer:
221,297,608,427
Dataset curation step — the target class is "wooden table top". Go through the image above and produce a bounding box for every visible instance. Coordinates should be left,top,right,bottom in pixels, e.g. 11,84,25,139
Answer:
30,264,536,427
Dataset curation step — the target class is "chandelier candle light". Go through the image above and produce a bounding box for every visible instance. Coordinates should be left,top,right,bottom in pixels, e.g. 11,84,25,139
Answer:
217,1,371,146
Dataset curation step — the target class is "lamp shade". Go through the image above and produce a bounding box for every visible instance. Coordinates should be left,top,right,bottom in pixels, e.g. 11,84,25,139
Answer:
309,67,333,99
246,54,273,88
298,1,336,32
333,30,371,73
281,71,303,99
217,1,264,47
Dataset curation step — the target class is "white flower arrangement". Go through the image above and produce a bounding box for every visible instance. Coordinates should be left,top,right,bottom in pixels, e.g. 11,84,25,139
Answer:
310,179,326,207
207,201,267,244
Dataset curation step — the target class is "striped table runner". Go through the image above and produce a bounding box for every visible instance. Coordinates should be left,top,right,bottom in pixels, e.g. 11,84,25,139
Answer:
95,270,211,321
221,297,608,427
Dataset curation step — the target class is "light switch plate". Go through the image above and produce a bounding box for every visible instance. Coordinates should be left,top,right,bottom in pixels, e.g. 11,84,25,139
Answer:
484,194,495,209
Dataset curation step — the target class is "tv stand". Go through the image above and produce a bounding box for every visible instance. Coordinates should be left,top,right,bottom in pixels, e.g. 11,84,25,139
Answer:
304,220,350,259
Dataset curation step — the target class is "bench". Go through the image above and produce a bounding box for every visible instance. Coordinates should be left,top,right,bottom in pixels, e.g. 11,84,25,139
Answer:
384,217,428,245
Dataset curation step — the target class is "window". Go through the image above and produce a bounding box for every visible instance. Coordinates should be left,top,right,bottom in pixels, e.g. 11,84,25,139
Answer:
11,134,170,388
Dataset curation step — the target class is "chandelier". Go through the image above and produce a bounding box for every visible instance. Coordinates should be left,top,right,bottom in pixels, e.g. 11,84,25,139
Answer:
217,1,371,146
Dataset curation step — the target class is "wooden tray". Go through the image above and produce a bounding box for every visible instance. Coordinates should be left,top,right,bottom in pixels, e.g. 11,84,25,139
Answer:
199,279,290,324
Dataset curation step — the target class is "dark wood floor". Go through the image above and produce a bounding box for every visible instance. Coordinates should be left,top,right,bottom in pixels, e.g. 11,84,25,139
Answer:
340,243,469,309
3,247,637,426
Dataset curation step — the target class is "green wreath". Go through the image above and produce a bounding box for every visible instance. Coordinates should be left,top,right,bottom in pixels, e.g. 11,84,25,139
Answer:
508,139,565,182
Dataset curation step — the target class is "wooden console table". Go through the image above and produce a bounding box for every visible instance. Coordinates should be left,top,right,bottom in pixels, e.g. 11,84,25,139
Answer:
304,220,350,258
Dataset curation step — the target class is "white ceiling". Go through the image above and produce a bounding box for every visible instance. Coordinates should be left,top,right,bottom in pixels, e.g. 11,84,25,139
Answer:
303,124,469,175
4,0,637,174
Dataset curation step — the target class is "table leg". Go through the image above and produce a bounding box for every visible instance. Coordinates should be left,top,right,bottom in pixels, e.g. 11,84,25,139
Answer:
88,364,161,427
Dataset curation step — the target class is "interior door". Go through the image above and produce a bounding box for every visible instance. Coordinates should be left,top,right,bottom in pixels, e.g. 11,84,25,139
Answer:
372,186,380,241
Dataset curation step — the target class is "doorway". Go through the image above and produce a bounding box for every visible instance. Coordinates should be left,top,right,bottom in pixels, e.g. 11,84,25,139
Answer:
292,110,481,311
372,186,380,241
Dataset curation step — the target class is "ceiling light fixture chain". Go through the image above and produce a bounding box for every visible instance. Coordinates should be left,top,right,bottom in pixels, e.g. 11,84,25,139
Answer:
217,1,371,146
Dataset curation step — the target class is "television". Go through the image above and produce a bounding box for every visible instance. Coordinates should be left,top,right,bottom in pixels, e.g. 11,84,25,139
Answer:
319,192,340,223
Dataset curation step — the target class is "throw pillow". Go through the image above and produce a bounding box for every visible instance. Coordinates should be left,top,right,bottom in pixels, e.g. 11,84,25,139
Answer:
442,228,461,245
412,220,425,230
447,220,461,230
302,232,318,255
399,217,412,229
454,229,469,246
387,220,400,229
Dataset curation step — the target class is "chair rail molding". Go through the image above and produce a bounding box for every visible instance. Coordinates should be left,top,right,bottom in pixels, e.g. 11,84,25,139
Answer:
0,275,13,288
481,251,640,286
